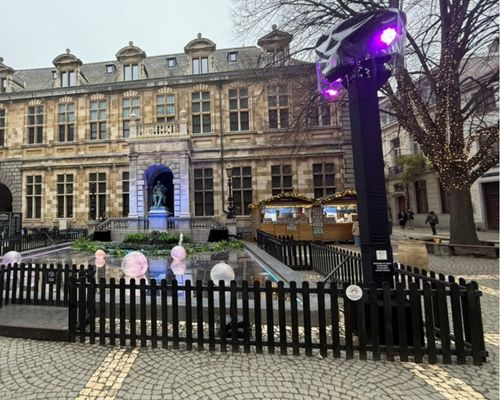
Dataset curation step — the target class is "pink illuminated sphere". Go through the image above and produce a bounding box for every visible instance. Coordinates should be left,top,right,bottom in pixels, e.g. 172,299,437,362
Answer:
2,251,22,266
95,258,106,268
95,249,106,259
171,245,187,260
121,251,149,277
210,262,235,285
170,259,187,275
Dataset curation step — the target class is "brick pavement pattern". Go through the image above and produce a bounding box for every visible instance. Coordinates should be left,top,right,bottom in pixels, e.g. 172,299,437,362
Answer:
0,254,498,399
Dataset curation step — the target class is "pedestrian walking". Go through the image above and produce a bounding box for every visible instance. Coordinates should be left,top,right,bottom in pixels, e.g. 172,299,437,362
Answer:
352,217,360,246
425,211,439,235
398,210,408,229
407,209,414,229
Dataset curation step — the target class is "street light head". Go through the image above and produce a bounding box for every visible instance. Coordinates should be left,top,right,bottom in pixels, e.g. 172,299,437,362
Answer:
315,8,406,88
226,165,233,179
379,27,398,46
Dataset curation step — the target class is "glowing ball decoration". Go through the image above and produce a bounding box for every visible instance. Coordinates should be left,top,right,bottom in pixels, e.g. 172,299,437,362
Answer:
95,257,106,268
379,26,398,46
121,251,149,277
210,262,235,285
170,259,187,275
2,251,22,266
171,245,187,261
95,249,106,259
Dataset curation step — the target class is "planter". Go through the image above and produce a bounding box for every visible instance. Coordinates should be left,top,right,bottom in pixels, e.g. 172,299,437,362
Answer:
397,240,429,269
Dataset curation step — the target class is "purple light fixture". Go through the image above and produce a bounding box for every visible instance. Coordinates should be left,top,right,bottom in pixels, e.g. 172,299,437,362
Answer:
379,27,398,46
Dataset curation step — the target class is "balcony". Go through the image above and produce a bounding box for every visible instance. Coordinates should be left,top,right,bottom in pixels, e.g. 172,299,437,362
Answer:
136,122,180,138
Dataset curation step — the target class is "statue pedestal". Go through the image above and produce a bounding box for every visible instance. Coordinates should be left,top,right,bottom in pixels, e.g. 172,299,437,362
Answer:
148,207,169,231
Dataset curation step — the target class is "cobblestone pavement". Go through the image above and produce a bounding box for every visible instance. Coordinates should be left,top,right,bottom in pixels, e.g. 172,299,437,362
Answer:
0,254,498,399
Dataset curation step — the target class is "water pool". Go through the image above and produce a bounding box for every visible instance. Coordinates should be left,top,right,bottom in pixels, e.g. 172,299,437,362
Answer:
20,247,280,285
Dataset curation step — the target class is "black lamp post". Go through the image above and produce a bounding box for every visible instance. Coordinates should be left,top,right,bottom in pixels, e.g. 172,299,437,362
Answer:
316,9,406,286
226,166,235,219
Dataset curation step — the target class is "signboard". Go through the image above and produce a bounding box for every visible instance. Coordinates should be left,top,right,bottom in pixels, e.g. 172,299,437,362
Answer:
286,219,298,231
311,207,324,235
372,248,393,273
346,284,363,301
47,270,57,284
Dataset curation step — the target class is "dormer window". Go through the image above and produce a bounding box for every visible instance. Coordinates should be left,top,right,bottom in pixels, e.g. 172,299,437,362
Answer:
166,57,177,68
51,70,57,80
124,64,139,81
115,41,146,82
0,78,6,93
267,49,284,66
228,52,238,63
60,70,76,87
192,57,208,75
105,64,115,74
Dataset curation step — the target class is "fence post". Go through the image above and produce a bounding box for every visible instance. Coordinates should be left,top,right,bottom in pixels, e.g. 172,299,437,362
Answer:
68,276,77,342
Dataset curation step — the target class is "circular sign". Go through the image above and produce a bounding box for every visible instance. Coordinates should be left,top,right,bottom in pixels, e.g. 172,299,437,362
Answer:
346,285,363,301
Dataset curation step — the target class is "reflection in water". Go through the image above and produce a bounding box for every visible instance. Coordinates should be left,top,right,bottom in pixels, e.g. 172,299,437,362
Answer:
21,249,277,284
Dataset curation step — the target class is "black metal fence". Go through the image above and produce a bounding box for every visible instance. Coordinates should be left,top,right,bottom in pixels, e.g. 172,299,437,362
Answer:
256,230,312,270
0,263,95,308
64,275,487,365
0,229,87,256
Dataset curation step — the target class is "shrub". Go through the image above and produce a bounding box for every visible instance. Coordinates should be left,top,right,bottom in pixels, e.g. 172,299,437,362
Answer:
124,233,149,243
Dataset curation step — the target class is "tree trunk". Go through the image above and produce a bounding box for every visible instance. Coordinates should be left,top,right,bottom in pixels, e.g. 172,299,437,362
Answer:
449,188,480,245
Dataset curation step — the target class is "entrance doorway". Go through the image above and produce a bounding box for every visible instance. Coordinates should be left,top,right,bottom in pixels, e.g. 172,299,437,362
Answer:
0,183,13,212
482,182,499,230
144,165,174,215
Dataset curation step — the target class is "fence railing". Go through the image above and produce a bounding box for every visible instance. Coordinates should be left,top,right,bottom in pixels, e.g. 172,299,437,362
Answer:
256,230,312,270
65,276,487,365
95,217,225,232
0,229,87,256
0,263,95,307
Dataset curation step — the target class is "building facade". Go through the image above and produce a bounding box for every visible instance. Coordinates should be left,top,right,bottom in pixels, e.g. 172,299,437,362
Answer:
381,40,499,231
0,28,354,237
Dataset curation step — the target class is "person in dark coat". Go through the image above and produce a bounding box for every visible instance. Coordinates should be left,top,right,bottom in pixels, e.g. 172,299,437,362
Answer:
425,211,439,235
398,210,408,229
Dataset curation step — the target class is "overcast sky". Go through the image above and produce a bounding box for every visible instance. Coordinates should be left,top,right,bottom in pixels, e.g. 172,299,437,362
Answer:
0,0,254,70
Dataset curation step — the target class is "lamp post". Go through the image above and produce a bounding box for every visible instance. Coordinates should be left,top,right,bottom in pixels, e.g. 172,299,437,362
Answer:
316,9,406,286
226,166,235,219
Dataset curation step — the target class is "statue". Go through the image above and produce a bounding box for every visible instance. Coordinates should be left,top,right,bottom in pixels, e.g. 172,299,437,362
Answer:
152,181,166,208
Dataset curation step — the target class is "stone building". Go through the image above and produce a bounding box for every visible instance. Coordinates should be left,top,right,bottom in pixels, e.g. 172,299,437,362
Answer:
0,28,354,237
381,40,499,231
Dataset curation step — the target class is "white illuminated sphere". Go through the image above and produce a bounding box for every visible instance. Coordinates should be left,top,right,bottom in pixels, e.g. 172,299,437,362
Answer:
170,259,187,275
171,245,187,260
95,249,106,259
2,251,22,266
121,251,148,277
95,257,106,268
210,262,235,285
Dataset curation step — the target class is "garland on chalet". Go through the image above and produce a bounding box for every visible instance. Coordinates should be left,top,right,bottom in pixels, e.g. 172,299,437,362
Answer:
249,190,357,209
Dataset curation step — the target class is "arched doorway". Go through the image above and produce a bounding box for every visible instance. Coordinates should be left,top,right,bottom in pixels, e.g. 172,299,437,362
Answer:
144,164,174,215
0,183,13,212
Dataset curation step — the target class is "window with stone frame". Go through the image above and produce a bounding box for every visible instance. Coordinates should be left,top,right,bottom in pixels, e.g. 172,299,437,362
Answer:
231,166,252,216
308,102,333,127
0,78,6,93
192,57,209,74
58,103,75,142
122,97,141,138
266,48,285,66
89,172,106,220
27,105,44,144
415,180,429,214
90,100,107,140
122,171,129,217
60,70,76,87
57,174,73,218
0,109,5,146
157,95,175,123
123,63,139,81
313,163,335,198
229,88,249,131
271,165,293,195
26,175,42,219
191,91,211,134
267,85,289,129
194,168,214,216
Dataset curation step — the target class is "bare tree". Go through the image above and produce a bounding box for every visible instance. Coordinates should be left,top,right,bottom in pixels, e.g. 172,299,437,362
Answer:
232,0,499,244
